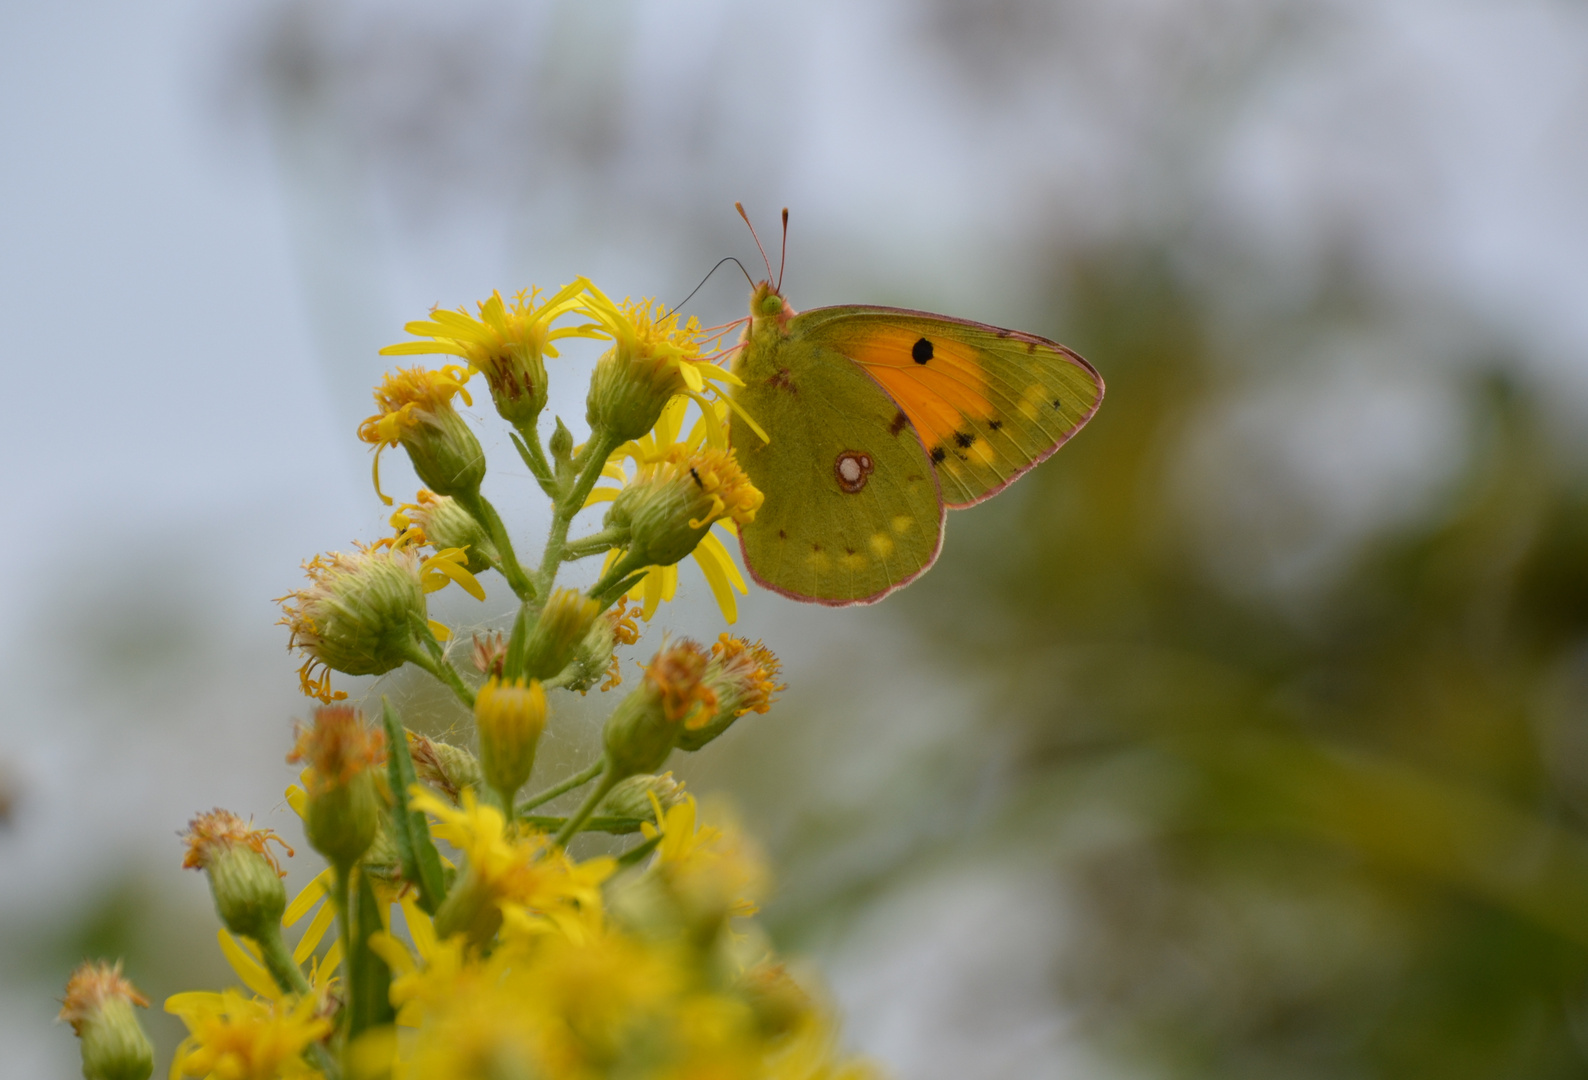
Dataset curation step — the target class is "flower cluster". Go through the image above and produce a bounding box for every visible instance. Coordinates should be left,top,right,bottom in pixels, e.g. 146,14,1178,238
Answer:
60,279,881,1080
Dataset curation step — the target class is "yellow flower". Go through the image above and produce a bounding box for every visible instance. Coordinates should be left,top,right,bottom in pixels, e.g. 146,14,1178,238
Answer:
165,990,330,1080
579,283,766,446
182,810,293,875
642,795,767,922
388,489,498,575
412,788,614,945
357,365,482,505
588,398,755,623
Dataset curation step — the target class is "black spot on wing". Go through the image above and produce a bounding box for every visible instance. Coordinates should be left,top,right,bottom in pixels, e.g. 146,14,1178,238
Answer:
988,419,1003,431
953,430,975,448
889,410,909,436
912,338,934,364
930,446,947,464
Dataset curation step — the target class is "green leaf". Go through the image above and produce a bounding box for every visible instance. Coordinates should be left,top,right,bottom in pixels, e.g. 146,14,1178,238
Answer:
381,697,447,914
345,869,395,1038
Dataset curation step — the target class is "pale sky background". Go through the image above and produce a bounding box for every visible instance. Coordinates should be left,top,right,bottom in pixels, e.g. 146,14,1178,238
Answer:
5,1,1588,1076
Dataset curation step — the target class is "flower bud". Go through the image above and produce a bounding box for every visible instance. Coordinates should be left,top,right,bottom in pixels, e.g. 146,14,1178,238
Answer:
605,446,762,569
358,366,485,502
181,810,292,940
521,588,602,680
582,295,709,442
391,490,498,574
474,677,547,801
59,961,154,1080
549,418,575,465
409,731,483,804
277,545,430,701
599,772,686,822
603,640,717,779
287,706,386,870
676,636,785,752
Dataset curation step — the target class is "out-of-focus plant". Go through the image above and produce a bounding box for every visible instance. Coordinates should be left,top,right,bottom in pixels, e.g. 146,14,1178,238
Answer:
59,280,878,1080
882,253,1588,1079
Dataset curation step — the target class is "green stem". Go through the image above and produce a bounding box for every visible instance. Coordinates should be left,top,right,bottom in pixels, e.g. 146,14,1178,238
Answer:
518,760,604,814
494,783,518,827
590,568,649,610
511,426,559,499
587,550,646,601
563,526,628,560
455,490,535,600
554,762,620,847
253,924,311,997
536,430,621,595
403,642,476,709
332,864,354,1034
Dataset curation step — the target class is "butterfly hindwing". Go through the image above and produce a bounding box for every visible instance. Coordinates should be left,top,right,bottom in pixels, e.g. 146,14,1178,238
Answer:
791,306,1104,507
729,334,945,605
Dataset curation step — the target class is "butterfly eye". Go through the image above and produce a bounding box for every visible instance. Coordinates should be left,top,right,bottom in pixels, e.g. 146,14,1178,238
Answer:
760,294,783,317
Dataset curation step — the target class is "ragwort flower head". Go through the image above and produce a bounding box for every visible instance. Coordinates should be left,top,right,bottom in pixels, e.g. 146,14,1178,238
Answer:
381,282,595,427
165,989,330,1080
288,705,386,869
357,365,483,504
389,489,498,574
677,635,785,752
602,639,718,779
60,961,154,1080
182,809,294,940
581,283,757,444
588,398,756,624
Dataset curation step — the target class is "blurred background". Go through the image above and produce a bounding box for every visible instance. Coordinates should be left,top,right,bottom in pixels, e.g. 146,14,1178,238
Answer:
5,0,1588,1076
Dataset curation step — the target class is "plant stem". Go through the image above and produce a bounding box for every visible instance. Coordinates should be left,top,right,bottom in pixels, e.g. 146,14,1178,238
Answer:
511,425,558,498
332,864,355,1034
536,430,621,595
554,762,620,847
518,760,604,814
563,526,628,560
455,490,535,600
404,643,476,709
254,925,311,997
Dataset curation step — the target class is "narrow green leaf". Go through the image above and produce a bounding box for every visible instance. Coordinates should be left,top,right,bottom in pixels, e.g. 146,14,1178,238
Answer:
345,869,395,1037
382,697,447,914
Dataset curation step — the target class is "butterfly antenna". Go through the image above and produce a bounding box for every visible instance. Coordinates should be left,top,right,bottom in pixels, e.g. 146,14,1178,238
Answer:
776,208,789,291
734,201,775,283
672,256,755,310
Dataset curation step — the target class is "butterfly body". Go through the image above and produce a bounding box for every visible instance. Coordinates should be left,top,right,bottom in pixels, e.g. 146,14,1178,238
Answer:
729,280,1103,605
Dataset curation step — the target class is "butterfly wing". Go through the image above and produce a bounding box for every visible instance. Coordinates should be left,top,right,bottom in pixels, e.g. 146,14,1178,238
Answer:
729,332,945,605
791,306,1104,508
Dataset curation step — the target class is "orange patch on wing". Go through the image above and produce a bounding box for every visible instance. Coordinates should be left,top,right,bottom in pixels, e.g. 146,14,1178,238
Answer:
841,327,993,449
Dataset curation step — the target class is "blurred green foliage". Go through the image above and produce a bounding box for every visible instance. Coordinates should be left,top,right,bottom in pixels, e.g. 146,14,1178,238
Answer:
889,251,1588,1078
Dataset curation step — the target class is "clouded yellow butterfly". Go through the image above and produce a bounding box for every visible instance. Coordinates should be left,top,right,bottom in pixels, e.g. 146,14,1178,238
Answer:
726,208,1104,605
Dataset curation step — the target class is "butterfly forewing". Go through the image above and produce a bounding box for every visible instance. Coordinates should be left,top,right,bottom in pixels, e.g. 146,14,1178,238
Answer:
729,337,945,605
794,307,1104,508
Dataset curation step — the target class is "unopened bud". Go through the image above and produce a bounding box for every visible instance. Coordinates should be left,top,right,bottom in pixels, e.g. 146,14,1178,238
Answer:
59,961,153,1080
474,677,547,802
521,588,601,681
600,772,687,822
409,731,482,804
181,810,292,940
287,706,386,870
603,640,717,778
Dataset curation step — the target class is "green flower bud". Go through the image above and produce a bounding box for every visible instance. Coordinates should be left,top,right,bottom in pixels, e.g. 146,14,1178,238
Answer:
59,962,154,1080
287,706,386,871
599,772,686,822
603,640,717,779
409,730,483,804
522,588,602,681
676,636,785,752
181,810,292,940
278,545,430,701
358,365,485,501
391,490,498,574
549,417,575,465
474,677,547,803
605,446,763,569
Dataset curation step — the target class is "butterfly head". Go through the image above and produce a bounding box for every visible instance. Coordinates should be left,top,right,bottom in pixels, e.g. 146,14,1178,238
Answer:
746,280,795,342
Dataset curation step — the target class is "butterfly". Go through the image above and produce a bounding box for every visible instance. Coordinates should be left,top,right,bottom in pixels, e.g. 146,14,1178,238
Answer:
724,208,1104,605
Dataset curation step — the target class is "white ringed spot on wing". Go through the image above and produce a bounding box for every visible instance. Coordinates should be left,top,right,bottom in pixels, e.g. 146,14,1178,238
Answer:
834,451,875,493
